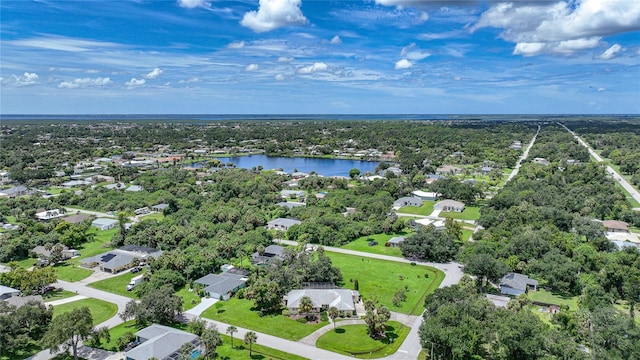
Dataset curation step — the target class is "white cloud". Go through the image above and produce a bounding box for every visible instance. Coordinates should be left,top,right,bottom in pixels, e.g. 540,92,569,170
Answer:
394,59,413,69
418,11,429,22
179,77,200,83
58,77,112,89
330,35,342,45
13,72,39,86
240,0,307,33
597,87,606,92
275,74,285,81
401,43,431,61
228,41,245,49
596,44,623,60
454,76,462,81
472,0,640,56
177,0,210,9
278,56,294,62
245,64,259,71
10,36,121,52
298,62,328,74
144,68,163,79
125,78,146,88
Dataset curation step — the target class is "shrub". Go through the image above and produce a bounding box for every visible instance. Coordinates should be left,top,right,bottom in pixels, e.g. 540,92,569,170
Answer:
117,332,136,351
320,311,328,322
296,317,308,324
282,309,290,317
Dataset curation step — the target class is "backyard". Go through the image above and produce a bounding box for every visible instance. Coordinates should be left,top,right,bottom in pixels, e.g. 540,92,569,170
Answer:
341,233,406,257
316,321,410,358
201,297,328,341
440,206,481,221
396,201,435,216
327,252,444,315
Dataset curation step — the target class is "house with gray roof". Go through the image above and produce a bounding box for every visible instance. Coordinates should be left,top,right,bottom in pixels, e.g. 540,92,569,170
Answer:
393,197,423,208
0,285,20,300
92,218,118,230
434,199,465,212
284,289,359,315
386,236,406,248
280,189,305,199
82,246,162,273
32,245,78,261
194,272,248,300
276,201,306,209
0,186,29,198
499,273,538,296
62,213,91,224
251,244,285,265
151,203,169,211
266,218,301,231
125,324,201,360
435,165,463,175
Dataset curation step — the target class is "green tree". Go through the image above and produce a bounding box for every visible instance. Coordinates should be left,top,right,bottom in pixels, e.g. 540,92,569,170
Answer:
124,285,182,326
327,306,339,330
298,295,314,321
244,331,258,357
201,326,222,359
225,325,237,348
349,168,360,179
41,306,94,360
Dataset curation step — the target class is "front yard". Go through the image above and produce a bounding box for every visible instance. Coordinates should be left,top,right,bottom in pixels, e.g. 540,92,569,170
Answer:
440,206,481,221
341,233,406,257
327,252,444,315
88,269,145,299
52,298,118,326
201,298,328,341
396,201,435,216
316,321,410,358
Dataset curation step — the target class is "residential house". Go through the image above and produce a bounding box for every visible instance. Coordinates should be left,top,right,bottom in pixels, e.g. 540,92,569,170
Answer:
125,324,201,360
251,244,285,265
35,209,65,221
0,171,9,184
383,167,402,176
485,294,510,308
393,197,423,208
62,213,91,224
413,218,446,230
151,203,169,212
532,157,550,166
611,240,639,251
62,180,92,188
4,295,44,308
0,285,20,300
280,189,305,199
499,273,538,296
410,190,440,201
32,245,78,261
284,289,359,315
266,218,302,231
602,220,630,233
510,141,523,150
194,271,248,300
276,202,305,209
81,245,162,273
126,185,143,192
92,218,119,230
93,175,115,183
104,182,126,190
386,236,405,248
0,186,28,198
134,207,150,216
435,165,463,175
434,199,465,212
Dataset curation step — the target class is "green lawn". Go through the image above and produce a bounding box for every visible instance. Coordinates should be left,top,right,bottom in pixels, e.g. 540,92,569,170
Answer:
440,206,481,221
139,212,164,222
341,233,406,257
99,320,308,359
176,285,201,310
72,228,118,262
316,321,410,358
328,252,444,315
54,264,93,282
397,201,435,216
201,298,328,340
88,270,144,299
528,289,578,310
42,289,77,302
52,298,118,326
10,257,38,269
461,229,474,241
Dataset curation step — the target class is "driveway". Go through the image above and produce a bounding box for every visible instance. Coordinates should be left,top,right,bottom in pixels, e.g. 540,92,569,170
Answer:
185,297,218,317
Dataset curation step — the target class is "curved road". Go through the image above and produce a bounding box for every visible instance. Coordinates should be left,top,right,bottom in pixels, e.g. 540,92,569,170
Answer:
560,123,640,206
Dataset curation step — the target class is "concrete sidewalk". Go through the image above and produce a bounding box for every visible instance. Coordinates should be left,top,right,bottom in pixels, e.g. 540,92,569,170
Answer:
45,294,87,306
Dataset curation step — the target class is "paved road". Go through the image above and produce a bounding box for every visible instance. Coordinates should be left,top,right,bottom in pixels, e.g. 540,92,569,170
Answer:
506,125,540,183
64,207,115,218
560,122,640,206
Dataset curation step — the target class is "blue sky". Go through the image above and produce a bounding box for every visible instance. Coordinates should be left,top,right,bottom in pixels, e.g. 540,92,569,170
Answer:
1,0,639,114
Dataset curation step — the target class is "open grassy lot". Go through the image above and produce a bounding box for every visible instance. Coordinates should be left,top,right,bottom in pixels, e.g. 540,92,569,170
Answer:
176,285,201,310
9,257,38,269
99,320,308,359
528,289,578,310
341,233,406,257
73,228,117,261
440,206,481,221
42,289,77,302
139,212,164,222
54,264,93,282
201,298,328,341
396,201,435,216
327,252,444,315
316,321,410,358
461,229,474,241
88,270,144,299
52,298,117,326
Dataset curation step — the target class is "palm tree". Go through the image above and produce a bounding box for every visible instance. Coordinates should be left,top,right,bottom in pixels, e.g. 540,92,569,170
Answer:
226,325,237,348
201,327,222,359
328,306,339,330
244,331,258,357
299,295,314,321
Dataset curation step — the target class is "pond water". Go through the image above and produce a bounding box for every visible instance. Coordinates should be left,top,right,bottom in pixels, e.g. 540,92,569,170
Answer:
192,154,379,177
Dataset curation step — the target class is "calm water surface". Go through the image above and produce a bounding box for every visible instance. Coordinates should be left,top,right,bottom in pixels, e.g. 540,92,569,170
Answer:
195,155,379,177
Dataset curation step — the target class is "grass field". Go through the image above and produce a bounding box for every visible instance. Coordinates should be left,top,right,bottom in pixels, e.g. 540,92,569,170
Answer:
341,233,406,257
316,321,410,358
52,298,117,326
88,270,144,299
327,252,444,315
139,212,164,222
99,320,308,359
528,289,578,310
176,285,201,310
42,289,78,302
54,264,93,282
440,206,481,221
461,229,474,241
201,298,328,340
396,201,435,216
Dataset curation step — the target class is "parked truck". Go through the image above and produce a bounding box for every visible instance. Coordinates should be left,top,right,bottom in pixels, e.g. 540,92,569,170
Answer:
126,274,144,291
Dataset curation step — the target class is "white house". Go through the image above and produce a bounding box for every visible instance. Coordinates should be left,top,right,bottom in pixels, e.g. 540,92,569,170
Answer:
92,218,119,230
434,199,465,212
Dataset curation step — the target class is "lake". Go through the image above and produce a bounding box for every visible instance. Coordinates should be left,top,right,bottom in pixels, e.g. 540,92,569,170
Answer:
193,155,379,177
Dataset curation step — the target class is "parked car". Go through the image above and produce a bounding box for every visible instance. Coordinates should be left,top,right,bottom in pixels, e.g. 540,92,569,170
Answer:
130,266,141,273
368,241,378,246
40,285,56,294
